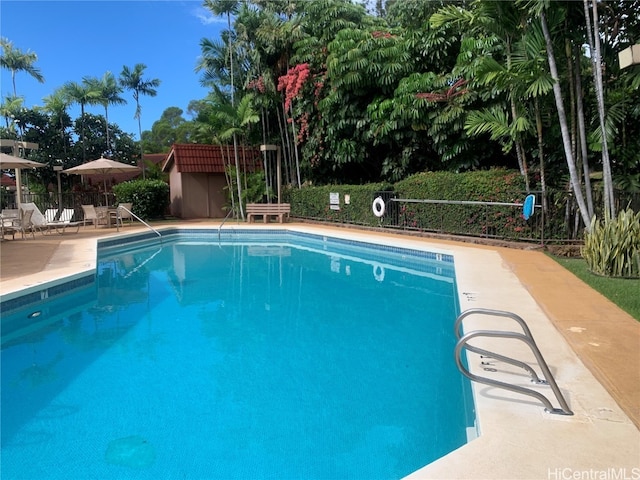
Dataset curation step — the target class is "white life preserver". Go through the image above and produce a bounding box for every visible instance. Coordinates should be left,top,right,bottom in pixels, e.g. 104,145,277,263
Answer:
373,263,385,282
372,196,386,217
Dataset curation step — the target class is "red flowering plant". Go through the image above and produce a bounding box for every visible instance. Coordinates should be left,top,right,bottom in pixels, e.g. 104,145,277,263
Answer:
246,75,267,94
277,64,328,146
277,63,311,111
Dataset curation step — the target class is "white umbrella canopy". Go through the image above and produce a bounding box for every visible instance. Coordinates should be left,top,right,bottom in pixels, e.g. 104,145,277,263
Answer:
64,157,140,205
0,152,45,169
0,153,45,209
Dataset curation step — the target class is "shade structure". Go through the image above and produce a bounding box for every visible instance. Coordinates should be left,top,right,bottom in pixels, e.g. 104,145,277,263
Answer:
0,152,44,169
64,157,140,205
0,153,45,208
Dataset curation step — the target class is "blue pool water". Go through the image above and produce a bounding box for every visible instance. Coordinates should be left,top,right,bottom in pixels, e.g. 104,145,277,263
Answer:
1,231,474,479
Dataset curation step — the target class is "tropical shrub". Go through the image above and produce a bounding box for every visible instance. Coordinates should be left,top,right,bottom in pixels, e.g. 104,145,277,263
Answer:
113,179,170,220
394,169,530,237
285,183,391,226
581,209,640,278
285,168,534,238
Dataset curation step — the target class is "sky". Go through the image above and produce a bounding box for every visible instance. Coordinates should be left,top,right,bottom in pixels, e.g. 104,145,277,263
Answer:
0,0,226,139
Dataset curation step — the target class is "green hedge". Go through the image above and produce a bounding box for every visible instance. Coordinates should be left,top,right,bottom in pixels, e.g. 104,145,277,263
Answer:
285,182,392,226
286,169,531,237
112,179,170,220
394,169,529,238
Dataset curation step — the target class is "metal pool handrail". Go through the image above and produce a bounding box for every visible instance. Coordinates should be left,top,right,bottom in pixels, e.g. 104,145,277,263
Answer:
454,308,573,416
115,205,161,241
218,208,235,243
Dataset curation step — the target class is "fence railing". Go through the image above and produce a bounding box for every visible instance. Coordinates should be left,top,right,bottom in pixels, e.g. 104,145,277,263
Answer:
3,189,638,243
1,191,116,222
293,189,639,244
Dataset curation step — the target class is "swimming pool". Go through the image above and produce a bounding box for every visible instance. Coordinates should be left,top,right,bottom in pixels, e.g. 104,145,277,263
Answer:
1,230,475,479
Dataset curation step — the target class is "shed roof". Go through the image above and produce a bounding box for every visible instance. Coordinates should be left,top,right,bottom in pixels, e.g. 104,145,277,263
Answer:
162,144,262,174
1,173,16,187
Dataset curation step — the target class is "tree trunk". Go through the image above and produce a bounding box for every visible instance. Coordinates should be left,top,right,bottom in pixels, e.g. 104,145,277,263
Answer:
534,98,546,210
137,112,145,179
104,106,111,156
574,49,594,218
540,10,592,230
222,144,236,216
289,105,302,188
233,132,245,220
584,0,615,218
260,108,270,202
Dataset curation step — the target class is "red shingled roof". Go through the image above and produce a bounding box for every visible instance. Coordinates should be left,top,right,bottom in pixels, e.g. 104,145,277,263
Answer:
163,144,262,174
1,173,16,187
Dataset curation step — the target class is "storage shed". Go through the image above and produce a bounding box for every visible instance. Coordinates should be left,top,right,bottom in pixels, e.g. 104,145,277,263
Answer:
162,144,262,219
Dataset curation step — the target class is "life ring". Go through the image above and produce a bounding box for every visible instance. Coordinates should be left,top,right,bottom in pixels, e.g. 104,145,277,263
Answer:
373,263,385,282
372,197,386,217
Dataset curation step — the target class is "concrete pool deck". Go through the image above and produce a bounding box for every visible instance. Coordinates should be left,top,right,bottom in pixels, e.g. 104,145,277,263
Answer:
1,221,638,479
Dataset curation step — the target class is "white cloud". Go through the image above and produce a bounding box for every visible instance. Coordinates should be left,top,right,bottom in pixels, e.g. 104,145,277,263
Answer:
191,6,226,25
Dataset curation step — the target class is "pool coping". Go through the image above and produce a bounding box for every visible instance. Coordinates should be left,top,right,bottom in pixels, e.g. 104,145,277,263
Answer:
1,223,638,479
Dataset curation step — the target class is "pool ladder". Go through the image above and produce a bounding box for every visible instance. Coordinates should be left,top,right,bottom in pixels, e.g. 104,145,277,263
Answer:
454,308,573,416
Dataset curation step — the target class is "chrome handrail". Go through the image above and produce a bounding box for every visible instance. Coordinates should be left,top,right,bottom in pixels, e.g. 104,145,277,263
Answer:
455,308,536,340
455,308,547,384
218,208,235,243
455,309,573,415
115,205,162,240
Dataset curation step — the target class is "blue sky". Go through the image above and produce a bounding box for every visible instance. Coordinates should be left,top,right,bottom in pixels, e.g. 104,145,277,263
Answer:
1,0,226,139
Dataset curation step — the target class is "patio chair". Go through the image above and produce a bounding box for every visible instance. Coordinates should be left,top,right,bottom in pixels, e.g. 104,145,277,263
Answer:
49,208,81,234
2,209,20,222
44,208,59,223
1,209,20,240
20,202,80,234
82,205,109,228
5,208,35,239
20,202,50,234
110,203,134,227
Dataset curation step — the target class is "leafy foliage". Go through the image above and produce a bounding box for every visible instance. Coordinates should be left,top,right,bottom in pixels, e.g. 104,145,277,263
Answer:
582,209,640,278
112,179,170,220
287,168,531,238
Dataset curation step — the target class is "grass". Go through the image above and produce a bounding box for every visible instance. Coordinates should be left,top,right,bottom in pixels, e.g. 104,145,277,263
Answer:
550,255,640,321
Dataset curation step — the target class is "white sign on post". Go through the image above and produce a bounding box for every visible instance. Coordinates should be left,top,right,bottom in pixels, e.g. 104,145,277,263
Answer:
330,192,340,210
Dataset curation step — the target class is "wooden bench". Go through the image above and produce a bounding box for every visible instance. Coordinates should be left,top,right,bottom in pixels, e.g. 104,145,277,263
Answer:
246,203,291,223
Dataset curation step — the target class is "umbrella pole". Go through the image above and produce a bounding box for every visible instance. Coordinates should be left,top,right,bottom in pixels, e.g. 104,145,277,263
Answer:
15,167,22,210
103,179,109,206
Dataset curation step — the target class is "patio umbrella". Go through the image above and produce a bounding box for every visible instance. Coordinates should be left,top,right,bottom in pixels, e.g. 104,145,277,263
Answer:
0,153,45,208
63,157,139,205
0,152,45,169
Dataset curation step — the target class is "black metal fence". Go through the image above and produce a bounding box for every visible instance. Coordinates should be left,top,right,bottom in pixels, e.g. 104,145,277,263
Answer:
1,191,116,221
372,189,639,243
3,189,638,243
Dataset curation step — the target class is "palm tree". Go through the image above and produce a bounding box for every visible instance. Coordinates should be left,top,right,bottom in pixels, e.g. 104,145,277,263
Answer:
42,88,71,156
538,8,592,230
583,0,615,218
0,94,24,131
84,72,127,156
208,91,259,220
196,38,231,88
119,64,160,178
0,37,45,97
203,0,239,103
431,2,534,189
62,81,100,162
